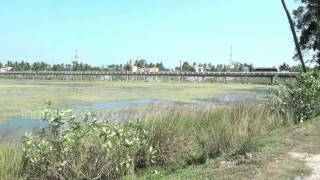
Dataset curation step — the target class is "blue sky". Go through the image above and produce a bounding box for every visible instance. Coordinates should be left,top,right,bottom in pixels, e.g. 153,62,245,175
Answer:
0,0,299,68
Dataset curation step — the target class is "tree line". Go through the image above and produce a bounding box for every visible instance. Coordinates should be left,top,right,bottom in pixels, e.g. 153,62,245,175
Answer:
0,60,167,72
0,61,101,71
176,61,254,72
0,60,313,72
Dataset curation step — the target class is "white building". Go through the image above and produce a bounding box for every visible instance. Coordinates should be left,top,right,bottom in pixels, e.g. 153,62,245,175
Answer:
0,67,12,72
193,64,204,73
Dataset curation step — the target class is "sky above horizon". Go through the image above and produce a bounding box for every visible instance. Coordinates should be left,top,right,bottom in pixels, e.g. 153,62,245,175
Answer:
0,0,301,68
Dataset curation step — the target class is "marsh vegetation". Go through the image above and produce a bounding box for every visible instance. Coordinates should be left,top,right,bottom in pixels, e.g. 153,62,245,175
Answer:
1,72,320,179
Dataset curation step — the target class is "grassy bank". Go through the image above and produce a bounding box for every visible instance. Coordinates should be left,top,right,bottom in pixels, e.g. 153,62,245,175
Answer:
1,102,319,179
138,117,320,179
0,102,293,179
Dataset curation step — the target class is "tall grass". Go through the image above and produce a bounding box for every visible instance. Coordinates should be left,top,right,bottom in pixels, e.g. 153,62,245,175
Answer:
142,103,288,167
0,144,22,180
0,102,290,179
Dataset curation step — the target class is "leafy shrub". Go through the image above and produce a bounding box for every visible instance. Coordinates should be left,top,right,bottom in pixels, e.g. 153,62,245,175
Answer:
272,72,320,123
21,109,157,179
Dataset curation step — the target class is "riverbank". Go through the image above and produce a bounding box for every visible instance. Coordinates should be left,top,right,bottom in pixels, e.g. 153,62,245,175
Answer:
1,103,320,179
136,117,320,180
0,102,289,179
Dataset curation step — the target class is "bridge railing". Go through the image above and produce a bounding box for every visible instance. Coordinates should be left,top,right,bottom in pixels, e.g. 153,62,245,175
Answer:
0,71,299,77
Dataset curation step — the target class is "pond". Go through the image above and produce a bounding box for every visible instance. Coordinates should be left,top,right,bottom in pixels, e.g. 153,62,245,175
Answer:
77,99,174,110
0,99,174,143
0,82,269,143
0,119,48,143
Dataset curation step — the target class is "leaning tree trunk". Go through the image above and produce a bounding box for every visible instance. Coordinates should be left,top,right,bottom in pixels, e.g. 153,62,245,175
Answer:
281,0,307,72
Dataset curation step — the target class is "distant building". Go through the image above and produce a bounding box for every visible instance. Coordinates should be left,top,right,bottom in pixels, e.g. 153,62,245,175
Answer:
131,66,159,73
0,67,12,72
131,66,139,72
229,61,242,70
193,64,204,73
205,64,215,71
144,67,159,73
243,67,250,72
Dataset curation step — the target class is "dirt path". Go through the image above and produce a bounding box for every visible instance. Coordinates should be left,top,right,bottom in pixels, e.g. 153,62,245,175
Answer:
289,152,320,180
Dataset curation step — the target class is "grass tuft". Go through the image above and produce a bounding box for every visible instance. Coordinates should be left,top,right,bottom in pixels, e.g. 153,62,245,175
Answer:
0,144,22,180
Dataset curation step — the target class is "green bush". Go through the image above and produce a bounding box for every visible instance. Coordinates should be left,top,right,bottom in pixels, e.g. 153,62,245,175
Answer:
21,109,157,179
272,72,320,123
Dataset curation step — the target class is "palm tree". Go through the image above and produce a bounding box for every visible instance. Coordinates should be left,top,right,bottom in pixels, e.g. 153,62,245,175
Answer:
281,0,307,72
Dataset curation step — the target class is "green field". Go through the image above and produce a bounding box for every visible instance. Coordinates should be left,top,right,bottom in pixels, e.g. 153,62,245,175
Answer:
0,80,267,122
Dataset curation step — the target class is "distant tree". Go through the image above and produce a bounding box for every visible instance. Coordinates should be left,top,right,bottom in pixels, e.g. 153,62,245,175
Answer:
203,63,207,69
291,65,312,72
243,63,254,72
32,62,50,71
6,60,13,68
83,64,92,71
182,61,195,72
148,63,155,68
293,0,320,67
134,59,147,68
0,62,2,68
222,65,228,72
279,63,291,71
72,61,79,71
209,66,216,72
52,64,66,71
124,62,131,71
238,64,244,72
155,62,166,71
108,64,119,71
281,0,307,72
215,64,224,72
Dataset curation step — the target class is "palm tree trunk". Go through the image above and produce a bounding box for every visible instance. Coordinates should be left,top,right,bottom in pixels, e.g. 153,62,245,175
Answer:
281,0,307,72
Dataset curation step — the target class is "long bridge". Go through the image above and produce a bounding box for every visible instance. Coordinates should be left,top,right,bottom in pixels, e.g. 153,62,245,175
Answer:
0,71,299,83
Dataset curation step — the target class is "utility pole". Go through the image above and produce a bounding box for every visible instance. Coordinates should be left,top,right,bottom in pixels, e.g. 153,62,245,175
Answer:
74,48,79,62
230,45,233,65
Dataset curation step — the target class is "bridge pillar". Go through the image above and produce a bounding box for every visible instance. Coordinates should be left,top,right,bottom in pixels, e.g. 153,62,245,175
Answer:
224,76,227,83
270,76,275,84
